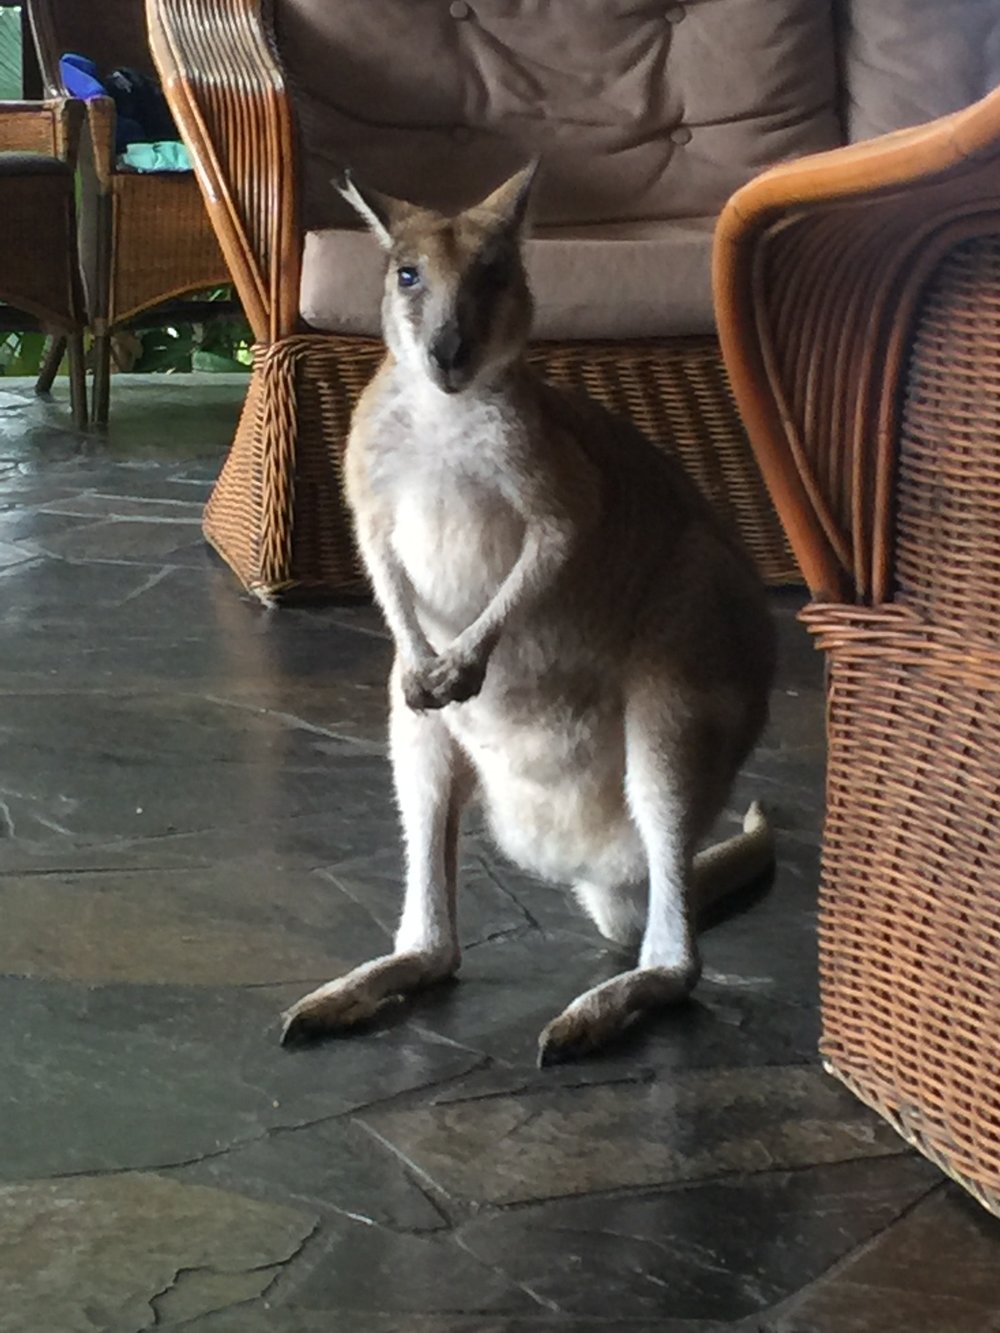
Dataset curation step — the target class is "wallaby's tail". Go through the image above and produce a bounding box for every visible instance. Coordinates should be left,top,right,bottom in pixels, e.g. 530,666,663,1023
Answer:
692,802,774,915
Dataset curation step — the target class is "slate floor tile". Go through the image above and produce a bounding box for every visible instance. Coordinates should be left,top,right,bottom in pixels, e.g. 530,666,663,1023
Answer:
168,1116,450,1232
359,1065,909,1206
456,1155,940,1322
766,1184,1000,1333
0,977,480,1180
0,1173,315,1333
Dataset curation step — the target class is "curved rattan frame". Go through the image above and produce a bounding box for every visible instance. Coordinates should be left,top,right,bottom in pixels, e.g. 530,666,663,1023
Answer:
715,86,1000,604
146,0,795,600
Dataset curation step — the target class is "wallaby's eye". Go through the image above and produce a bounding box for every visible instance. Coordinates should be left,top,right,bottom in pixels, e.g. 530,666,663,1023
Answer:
397,266,421,290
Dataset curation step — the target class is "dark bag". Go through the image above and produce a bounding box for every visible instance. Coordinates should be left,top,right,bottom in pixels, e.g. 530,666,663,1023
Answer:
105,67,178,148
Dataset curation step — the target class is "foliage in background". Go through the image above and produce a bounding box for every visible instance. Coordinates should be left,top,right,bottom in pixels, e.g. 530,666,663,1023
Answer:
0,330,47,375
125,288,253,374
0,7,19,100
0,295,254,378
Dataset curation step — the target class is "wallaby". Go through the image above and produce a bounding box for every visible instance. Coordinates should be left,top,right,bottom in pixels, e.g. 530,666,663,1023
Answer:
281,165,777,1065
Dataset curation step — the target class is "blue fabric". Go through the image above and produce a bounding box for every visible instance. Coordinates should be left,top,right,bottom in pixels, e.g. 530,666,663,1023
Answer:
59,54,104,101
58,54,145,153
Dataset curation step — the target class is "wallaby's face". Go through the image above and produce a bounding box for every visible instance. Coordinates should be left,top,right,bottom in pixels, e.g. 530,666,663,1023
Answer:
339,167,537,395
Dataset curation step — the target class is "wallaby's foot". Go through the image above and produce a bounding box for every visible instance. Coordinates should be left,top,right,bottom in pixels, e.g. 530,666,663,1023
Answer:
280,948,458,1046
401,646,488,711
537,964,698,1067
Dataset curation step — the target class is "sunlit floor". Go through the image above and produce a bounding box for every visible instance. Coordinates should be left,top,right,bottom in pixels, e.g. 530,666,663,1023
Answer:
0,374,997,1333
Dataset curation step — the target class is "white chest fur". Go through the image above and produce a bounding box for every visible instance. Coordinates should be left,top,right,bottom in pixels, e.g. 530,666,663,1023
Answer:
384,389,526,634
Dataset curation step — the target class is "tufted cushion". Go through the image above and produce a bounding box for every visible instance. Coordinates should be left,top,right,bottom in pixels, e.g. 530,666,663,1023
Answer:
275,0,842,231
842,0,1000,142
300,218,717,340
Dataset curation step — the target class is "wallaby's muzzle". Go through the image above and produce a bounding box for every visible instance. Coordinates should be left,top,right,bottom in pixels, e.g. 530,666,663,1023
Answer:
428,323,474,393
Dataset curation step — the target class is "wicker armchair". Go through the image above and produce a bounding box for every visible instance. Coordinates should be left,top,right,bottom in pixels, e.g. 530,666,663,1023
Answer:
144,0,835,601
0,97,86,427
26,0,234,425
715,82,1000,1216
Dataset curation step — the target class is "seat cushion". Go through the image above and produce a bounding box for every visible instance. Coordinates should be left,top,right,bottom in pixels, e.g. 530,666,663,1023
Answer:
300,218,717,341
275,0,842,231
842,0,1000,141
0,151,70,177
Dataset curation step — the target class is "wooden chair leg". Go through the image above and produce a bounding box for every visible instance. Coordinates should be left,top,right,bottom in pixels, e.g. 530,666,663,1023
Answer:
92,332,111,426
36,335,67,396
67,333,88,430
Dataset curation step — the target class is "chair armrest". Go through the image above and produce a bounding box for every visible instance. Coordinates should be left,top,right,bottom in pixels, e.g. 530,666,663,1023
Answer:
78,98,117,188
0,98,82,164
25,1,118,184
146,0,299,342
714,86,1000,604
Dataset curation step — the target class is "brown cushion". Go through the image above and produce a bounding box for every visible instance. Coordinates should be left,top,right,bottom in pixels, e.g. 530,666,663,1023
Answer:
0,151,69,177
300,219,717,341
843,0,1000,141
274,0,842,231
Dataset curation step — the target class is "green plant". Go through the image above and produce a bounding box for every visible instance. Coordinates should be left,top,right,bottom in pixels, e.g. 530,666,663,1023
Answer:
0,288,253,377
0,330,47,375
0,7,21,101
129,284,252,373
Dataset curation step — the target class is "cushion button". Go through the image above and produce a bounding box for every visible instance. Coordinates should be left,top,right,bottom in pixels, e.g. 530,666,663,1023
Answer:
665,4,685,21
670,126,692,145
449,1,471,17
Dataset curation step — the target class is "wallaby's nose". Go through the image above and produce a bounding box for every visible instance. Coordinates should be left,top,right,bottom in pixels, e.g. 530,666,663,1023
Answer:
429,325,471,376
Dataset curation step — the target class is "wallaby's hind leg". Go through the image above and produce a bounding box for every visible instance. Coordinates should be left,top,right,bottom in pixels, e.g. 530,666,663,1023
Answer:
281,667,471,1044
573,880,646,952
538,695,706,1065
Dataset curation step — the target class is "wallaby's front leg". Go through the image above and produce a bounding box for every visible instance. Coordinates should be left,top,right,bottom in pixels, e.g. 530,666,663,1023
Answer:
281,666,470,1045
412,519,572,710
359,525,436,673
538,696,702,1065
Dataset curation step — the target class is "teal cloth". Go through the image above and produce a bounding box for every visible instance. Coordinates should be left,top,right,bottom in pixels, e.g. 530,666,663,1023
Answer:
116,141,191,173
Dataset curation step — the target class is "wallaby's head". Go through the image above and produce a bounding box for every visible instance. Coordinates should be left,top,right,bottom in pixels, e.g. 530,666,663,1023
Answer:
338,164,538,395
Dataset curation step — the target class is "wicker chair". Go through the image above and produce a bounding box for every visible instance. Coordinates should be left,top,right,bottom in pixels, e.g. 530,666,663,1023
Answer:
26,0,234,425
144,0,835,601
715,82,1000,1216
0,97,86,428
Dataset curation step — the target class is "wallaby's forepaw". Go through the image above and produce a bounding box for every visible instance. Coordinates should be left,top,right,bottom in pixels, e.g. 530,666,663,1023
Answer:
536,965,698,1067
402,647,488,711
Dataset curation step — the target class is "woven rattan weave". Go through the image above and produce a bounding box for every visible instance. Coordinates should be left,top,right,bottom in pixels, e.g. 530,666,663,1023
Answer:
716,88,1000,1216
203,333,796,600
806,236,1000,1216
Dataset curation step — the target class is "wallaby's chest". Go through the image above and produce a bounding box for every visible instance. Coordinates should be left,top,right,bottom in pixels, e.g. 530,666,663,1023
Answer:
389,478,523,632
365,390,528,632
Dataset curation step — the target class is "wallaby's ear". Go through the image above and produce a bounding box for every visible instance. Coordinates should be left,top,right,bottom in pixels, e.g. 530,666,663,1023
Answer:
336,171,405,249
478,159,540,236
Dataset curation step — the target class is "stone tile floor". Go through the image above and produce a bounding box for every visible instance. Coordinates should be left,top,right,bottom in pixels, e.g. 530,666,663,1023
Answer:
0,375,998,1332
